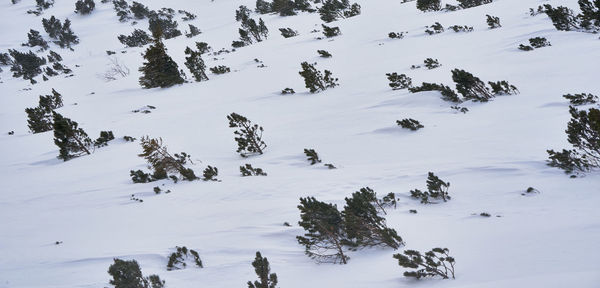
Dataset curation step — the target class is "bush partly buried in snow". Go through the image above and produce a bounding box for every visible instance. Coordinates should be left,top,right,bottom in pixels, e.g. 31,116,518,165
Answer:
393,247,456,279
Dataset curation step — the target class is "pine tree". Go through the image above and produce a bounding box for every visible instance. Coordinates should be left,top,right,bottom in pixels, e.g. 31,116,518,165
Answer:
457,0,492,9
297,197,350,264
563,93,598,106
118,29,152,47
75,0,95,15
548,107,600,174
579,0,600,30
255,0,272,14
410,172,451,203
240,164,267,176
393,248,456,279
408,82,462,103
108,258,166,288
247,252,278,288
9,49,46,82
543,5,579,31
42,16,62,39
299,62,338,93
397,118,424,131
138,32,184,89
52,112,92,161
23,29,49,51
304,148,321,165
321,24,341,37
55,19,80,49
137,136,198,181
227,113,267,157
319,0,350,22
342,187,404,250
416,0,441,12
451,69,494,102
486,15,501,28
184,46,208,82
386,73,412,90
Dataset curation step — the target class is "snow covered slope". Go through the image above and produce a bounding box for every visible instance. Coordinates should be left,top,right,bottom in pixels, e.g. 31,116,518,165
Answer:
1,0,599,287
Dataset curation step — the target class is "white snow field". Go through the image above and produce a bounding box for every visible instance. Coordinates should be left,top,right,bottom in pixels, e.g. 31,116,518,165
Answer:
0,0,599,287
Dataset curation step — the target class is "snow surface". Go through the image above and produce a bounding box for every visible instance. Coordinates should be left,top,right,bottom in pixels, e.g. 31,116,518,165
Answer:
1,0,599,287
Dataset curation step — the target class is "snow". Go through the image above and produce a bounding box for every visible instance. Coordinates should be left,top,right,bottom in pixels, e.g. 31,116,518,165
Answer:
0,0,599,287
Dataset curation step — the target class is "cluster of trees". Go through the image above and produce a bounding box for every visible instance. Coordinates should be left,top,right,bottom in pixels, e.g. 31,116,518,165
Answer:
297,187,404,264
543,1,600,32
386,69,518,104
416,0,493,12
233,6,269,48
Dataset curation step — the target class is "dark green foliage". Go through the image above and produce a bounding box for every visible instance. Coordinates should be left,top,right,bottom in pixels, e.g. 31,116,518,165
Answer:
344,3,361,18
202,165,219,181
108,259,146,288
321,24,341,37
416,0,441,12
23,30,49,51
75,0,95,15
279,28,298,38
247,252,278,288
380,192,398,212
393,248,456,279
234,7,268,47
256,0,272,14
579,0,600,30
130,2,150,19
136,136,198,181
26,107,53,133
55,20,79,49
529,37,551,48
179,9,197,21
37,0,54,10
397,119,424,131
281,88,295,94
386,73,412,90
112,0,130,22
47,51,62,62
185,24,202,38
0,53,12,66
451,69,494,102
324,163,337,169
130,170,153,183
210,65,231,74
304,148,321,165
148,16,182,39
42,16,62,39
240,164,267,176
342,187,404,250
124,136,136,142
118,29,152,47
317,50,332,58
9,49,46,81
297,197,349,264
409,83,462,103
138,34,184,89
423,58,441,69
388,32,406,39
488,81,519,95
518,44,534,51
457,0,492,9
563,93,598,106
227,113,267,157
108,258,165,288
184,46,208,82
52,112,92,161
425,22,444,35
486,14,501,28
195,42,212,54
480,212,491,217
319,0,352,22
167,246,203,270
543,5,579,31
547,107,600,174
299,62,338,93
448,25,473,32
410,172,451,204
271,0,296,16
94,131,115,147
